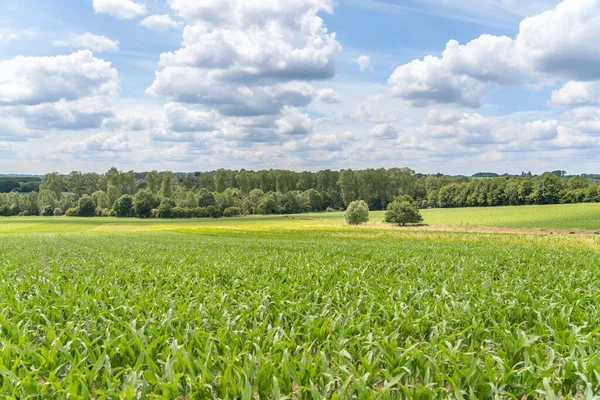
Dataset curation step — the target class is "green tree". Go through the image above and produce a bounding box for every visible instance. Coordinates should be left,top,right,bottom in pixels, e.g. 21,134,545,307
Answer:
344,200,369,225
385,196,423,226
133,189,156,218
145,170,161,194
77,195,96,217
113,195,134,217
40,172,66,199
160,172,173,199
107,184,121,209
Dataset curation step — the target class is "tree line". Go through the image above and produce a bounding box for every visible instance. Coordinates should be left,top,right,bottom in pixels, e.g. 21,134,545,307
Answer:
0,167,598,218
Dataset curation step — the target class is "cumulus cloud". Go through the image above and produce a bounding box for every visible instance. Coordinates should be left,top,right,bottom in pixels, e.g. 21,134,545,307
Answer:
276,107,314,136
164,102,219,132
53,33,119,53
0,50,118,105
526,120,559,140
92,0,147,19
516,0,600,81
59,133,131,154
139,15,182,31
551,81,600,107
353,55,372,72
388,0,600,107
144,0,339,146
388,55,487,107
371,123,399,140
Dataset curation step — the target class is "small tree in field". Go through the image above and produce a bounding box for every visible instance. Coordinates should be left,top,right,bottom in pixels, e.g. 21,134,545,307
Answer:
385,196,423,226
345,200,369,225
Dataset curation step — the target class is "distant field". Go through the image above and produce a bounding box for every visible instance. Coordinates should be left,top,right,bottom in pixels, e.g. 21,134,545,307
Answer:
303,203,600,231
1,217,600,397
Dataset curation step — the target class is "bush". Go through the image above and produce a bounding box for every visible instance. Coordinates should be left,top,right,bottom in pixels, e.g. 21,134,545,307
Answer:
190,207,209,218
96,208,114,217
113,195,134,218
385,196,423,226
207,205,221,218
78,195,96,217
172,207,189,219
344,200,369,225
41,206,54,216
65,207,80,217
151,208,160,219
133,189,156,218
157,202,173,218
53,208,64,216
0,204,13,217
223,206,241,217
325,207,336,213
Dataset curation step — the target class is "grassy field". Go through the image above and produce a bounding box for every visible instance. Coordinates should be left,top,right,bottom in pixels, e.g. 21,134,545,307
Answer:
1,215,600,398
302,203,600,231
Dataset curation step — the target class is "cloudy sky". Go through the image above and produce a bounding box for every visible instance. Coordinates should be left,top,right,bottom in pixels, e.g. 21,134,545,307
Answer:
1,0,599,174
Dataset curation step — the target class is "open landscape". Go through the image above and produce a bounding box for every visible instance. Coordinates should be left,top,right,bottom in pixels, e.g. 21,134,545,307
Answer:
2,205,600,398
4,0,600,397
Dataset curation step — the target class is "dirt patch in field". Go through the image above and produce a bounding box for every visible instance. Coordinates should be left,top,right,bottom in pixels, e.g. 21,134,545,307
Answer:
365,223,600,236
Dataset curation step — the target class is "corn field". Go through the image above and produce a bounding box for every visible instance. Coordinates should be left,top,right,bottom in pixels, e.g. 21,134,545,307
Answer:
1,221,600,398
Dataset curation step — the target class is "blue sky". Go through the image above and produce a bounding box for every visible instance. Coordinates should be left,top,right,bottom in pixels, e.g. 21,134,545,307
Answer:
1,0,599,174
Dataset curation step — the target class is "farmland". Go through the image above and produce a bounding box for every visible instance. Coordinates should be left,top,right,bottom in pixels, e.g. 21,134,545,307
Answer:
1,214,600,398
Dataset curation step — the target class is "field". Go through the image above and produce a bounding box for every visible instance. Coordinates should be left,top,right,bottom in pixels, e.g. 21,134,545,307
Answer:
1,206,600,398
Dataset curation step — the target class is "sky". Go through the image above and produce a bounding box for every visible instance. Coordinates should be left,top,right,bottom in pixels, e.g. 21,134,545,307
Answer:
1,0,600,175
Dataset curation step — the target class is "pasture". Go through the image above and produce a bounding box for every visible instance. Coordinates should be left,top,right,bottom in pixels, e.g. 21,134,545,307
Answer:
1,209,600,398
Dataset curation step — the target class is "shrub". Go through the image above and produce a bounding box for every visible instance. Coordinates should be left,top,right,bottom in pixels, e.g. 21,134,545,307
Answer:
96,208,114,217
344,200,369,225
53,208,64,216
172,207,189,219
190,207,209,218
78,195,96,217
207,205,222,218
223,207,241,217
325,207,336,213
65,207,80,217
0,204,13,217
113,195,134,218
151,208,160,219
385,196,423,226
133,189,156,218
41,206,54,216
157,202,173,218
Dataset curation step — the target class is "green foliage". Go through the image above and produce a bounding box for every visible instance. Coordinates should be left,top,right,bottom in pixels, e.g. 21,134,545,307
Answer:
53,207,64,216
113,195,134,218
207,205,222,218
41,205,54,216
77,195,96,217
223,206,241,217
385,196,423,226
344,200,369,225
1,219,600,397
64,207,79,217
133,189,156,218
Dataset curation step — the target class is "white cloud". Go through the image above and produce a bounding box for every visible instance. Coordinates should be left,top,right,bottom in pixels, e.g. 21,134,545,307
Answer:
371,123,398,139
388,55,487,107
353,55,372,72
526,120,559,140
0,31,18,44
59,133,131,154
551,81,600,107
92,0,147,19
53,33,119,53
276,107,314,136
516,0,600,81
317,88,341,103
388,0,600,108
163,102,219,132
139,15,182,31
0,50,118,105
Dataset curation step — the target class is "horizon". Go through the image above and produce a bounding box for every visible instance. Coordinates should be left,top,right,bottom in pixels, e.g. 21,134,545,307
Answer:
2,0,600,174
